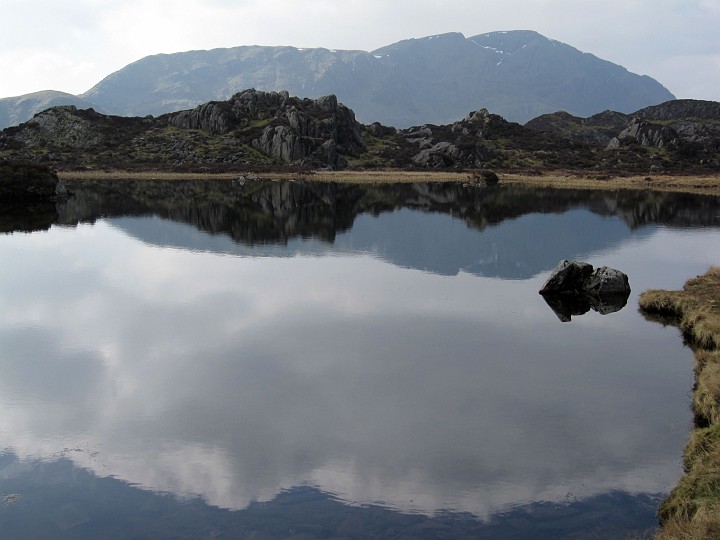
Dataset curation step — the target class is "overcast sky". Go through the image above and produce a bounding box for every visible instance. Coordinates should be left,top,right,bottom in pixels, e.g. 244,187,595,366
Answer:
1,0,719,102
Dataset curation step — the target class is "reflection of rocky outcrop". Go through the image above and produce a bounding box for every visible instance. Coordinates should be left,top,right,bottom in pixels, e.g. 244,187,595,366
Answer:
3,178,717,278
57,179,366,244
0,176,716,241
7,179,704,280
0,203,59,233
34,170,695,246
51,179,720,241
539,260,631,321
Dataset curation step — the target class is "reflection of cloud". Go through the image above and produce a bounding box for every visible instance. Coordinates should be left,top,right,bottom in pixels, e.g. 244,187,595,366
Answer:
0,218,702,518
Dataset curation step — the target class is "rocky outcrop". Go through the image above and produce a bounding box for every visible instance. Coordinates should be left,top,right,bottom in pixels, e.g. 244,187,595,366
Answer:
612,118,678,149
528,99,720,168
526,110,630,147
634,99,720,122
167,89,292,134
4,106,101,149
251,93,365,169
1,89,719,172
400,109,521,169
539,260,630,321
167,90,365,168
0,161,67,201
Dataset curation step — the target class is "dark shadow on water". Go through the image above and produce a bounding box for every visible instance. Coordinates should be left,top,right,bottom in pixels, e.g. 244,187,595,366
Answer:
0,453,660,540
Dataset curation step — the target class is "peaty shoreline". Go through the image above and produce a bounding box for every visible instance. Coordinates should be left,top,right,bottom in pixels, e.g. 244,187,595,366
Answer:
639,268,720,539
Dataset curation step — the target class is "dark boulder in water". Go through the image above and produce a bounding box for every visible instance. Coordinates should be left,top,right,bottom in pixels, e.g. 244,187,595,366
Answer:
539,260,595,294
539,259,631,321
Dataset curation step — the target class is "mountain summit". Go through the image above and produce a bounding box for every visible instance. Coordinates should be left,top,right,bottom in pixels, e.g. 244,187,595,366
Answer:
0,31,674,130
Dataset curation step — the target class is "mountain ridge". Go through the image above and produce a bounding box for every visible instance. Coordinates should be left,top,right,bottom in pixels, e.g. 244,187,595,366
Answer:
0,30,674,130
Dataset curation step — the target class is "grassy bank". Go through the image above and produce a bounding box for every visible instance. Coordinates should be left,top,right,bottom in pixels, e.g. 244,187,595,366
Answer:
639,267,720,539
56,169,720,196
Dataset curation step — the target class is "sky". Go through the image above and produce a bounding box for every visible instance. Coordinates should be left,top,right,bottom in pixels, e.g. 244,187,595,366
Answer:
1,0,719,101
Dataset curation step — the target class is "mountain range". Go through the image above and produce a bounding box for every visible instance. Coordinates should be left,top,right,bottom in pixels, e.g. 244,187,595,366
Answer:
0,30,674,131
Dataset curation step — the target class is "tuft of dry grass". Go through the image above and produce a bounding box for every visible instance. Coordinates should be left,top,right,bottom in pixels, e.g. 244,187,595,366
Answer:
639,267,720,538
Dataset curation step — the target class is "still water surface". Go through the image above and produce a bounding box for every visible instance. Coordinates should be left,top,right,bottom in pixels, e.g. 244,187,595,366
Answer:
1,181,719,538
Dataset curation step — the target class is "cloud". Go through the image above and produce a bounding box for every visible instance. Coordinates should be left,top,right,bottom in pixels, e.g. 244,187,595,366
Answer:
0,50,97,97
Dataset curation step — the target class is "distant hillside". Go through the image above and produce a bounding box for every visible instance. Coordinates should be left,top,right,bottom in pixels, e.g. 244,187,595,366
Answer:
0,31,674,130
0,91,99,130
1,90,717,174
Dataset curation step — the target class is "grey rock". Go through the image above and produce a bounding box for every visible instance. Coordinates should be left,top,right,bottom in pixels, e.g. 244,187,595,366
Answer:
617,118,678,148
582,266,631,295
412,142,461,167
539,260,595,294
606,137,620,150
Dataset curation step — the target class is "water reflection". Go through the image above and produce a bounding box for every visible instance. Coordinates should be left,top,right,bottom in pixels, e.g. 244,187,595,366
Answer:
1,180,719,537
50,179,720,279
0,451,660,539
540,291,630,322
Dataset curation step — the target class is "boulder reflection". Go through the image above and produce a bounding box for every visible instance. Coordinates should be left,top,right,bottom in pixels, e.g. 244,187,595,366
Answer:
541,291,631,322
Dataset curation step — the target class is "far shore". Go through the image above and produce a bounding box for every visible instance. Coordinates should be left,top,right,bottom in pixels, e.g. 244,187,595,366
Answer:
57,169,720,196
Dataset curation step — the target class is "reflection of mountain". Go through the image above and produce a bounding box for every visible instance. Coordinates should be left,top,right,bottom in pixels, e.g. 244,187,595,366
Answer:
109,207,642,279
3,179,719,277
337,208,640,278
53,179,719,279
0,452,660,539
